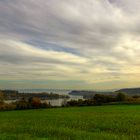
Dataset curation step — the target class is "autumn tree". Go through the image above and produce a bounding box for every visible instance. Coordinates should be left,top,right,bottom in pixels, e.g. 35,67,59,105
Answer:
30,97,41,108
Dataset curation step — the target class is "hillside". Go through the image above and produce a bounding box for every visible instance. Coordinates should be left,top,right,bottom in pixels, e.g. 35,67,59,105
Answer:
115,88,140,95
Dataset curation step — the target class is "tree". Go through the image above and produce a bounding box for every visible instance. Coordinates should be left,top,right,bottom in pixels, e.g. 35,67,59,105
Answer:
0,91,4,104
61,98,67,107
116,93,126,101
30,97,41,108
93,94,107,104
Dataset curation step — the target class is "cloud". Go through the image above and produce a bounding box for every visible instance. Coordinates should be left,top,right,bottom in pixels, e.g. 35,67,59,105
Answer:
0,0,140,89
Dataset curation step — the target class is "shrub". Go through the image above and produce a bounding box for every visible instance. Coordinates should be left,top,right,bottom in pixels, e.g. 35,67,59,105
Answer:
0,103,16,111
16,97,29,109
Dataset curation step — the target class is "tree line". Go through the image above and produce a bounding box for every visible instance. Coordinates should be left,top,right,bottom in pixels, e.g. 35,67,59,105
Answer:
0,96,51,111
1,92,140,111
63,93,140,107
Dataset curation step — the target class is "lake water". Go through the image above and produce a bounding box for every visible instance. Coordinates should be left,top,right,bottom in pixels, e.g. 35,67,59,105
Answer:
4,89,83,106
42,94,83,106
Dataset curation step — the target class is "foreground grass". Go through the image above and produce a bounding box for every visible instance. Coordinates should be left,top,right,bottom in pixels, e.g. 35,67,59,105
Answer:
0,105,140,140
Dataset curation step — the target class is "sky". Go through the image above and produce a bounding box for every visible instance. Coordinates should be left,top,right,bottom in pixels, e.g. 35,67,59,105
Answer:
0,0,140,90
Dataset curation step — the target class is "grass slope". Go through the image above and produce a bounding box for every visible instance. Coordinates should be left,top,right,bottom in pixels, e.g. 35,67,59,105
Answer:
0,105,140,140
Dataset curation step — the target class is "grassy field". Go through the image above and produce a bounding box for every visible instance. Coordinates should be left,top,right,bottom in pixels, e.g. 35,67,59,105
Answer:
0,105,140,140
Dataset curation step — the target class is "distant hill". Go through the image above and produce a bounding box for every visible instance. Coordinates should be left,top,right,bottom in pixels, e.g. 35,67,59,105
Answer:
69,88,140,98
69,90,113,99
115,88,140,95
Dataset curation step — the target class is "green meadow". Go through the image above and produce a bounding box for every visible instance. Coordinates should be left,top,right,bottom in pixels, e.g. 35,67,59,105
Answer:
0,105,140,140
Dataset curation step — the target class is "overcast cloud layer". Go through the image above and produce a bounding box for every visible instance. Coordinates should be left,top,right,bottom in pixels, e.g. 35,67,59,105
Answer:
0,0,140,89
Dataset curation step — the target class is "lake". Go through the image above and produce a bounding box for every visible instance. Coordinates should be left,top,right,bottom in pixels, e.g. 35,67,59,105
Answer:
4,89,83,106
